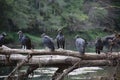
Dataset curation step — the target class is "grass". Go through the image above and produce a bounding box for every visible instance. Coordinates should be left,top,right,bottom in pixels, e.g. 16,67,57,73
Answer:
4,32,43,49
25,33,43,49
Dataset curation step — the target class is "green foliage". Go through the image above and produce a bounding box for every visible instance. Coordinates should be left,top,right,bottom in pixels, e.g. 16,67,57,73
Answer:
0,0,11,29
7,0,31,28
25,34,42,48
86,2,108,24
1,0,119,36
4,32,42,48
85,28,108,40
0,0,120,32
0,0,87,31
89,7,108,23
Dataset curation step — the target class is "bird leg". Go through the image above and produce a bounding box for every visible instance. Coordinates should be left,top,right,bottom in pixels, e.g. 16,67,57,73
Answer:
24,46,27,50
22,45,25,50
22,45,27,50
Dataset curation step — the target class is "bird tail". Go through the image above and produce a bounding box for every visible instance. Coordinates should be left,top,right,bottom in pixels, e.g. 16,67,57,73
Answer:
51,46,55,51
26,38,32,49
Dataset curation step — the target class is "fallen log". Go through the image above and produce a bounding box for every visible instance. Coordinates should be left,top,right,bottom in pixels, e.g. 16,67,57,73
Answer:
16,64,39,80
0,45,120,60
1,54,119,80
0,46,81,58
52,68,65,80
0,54,117,67
1,45,120,80
56,60,81,80
4,54,32,80
1,53,118,80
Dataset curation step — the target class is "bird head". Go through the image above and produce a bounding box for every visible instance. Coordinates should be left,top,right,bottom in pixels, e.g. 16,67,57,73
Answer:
41,33,46,38
75,35,80,39
2,32,7,36
17,30,23,35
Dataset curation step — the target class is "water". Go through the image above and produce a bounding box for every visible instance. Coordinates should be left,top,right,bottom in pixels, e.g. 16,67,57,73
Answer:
0,54,119,80
19,67,103,80
0,64,116,80
17,66,115,80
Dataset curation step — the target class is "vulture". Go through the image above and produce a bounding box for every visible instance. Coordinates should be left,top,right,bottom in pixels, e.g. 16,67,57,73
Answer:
75,35,86,55
17,31,31,49
95,38,103,54
0,32,7,47
56,31,65,49
41,33,55,51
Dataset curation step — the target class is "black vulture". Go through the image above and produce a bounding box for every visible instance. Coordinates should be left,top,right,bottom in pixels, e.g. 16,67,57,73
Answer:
102,35,120,52
75,35,86,55
56,31,65,49
102,36,114,50
17,31,31,49
0,32,7,47
41,33,55,51
95,38,103,54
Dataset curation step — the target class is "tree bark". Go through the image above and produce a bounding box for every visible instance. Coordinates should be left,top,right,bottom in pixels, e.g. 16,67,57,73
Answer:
52,68,65,80
16,64,39,80
0,45,120,60
56,60,81,80
0,46,120,80
4,54,32,80
0,54,117,67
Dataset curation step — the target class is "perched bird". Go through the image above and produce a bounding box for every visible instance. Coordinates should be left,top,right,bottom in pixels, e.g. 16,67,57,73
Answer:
41,33,55,51
95,38,103,54
102,35,114,50
17,31,31,49
75,35,86,55
56,31,65,49
0,32,7,47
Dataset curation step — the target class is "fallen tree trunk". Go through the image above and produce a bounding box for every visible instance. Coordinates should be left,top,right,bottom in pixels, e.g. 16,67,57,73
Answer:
56,60,81,80
0,46,81,58
0,45,120,60
16,64,39,80
1,54,118,80
1,46,120,80
4,54,32,80
52,68,65,80
0,54,117,67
